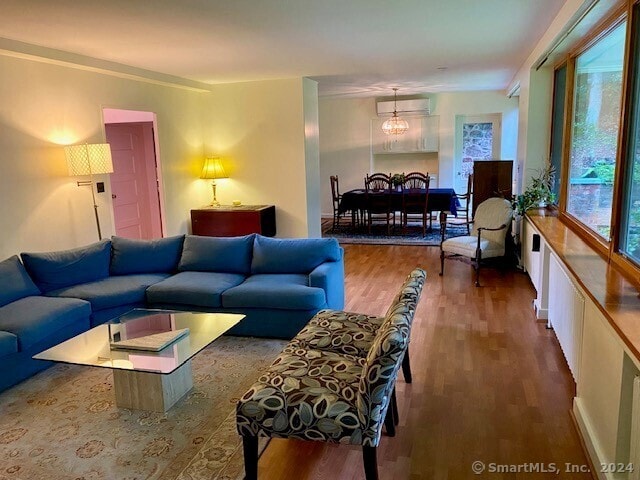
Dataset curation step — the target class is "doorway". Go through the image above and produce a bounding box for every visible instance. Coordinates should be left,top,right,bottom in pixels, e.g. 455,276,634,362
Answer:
103,109,164,239
454,113,502,194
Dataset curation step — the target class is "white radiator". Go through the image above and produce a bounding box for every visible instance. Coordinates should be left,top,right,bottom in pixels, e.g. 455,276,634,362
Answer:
548,254,585,383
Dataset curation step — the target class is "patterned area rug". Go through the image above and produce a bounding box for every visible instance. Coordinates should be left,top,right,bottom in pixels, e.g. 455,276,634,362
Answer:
322,218,469,246
0,336,287,480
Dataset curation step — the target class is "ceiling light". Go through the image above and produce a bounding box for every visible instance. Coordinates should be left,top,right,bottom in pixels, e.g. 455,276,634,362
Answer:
381,88,409,136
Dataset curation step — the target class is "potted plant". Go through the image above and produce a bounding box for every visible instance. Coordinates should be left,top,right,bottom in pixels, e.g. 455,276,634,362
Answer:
512,164,556,216
511,164,556,254
391,173,405,190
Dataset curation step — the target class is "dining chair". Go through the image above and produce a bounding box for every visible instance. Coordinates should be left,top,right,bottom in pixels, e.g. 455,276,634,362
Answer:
401,172,430,235
439,197,513,286
447,173,473,234
364,173,393,234
330,175,355,231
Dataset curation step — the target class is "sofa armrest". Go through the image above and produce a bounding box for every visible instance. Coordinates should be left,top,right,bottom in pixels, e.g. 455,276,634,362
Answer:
309,251,345,310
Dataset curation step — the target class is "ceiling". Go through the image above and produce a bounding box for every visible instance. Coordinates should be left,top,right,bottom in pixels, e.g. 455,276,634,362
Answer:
0,0,566,97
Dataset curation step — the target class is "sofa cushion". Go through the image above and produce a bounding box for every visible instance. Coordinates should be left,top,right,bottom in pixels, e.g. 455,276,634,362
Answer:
21,240,111,293
0,296,91,351
110,235,185,275
0,255,41,308
222,274,326,310
0,331,18,357
146,271,246,308
251,236,341,274
179,234,254,274
46,273,169,311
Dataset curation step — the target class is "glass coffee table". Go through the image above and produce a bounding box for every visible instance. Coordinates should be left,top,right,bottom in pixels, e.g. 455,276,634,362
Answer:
34,309,244,412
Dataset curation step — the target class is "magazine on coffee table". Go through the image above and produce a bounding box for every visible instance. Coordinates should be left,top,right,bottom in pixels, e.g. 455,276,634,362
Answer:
110,328,190,352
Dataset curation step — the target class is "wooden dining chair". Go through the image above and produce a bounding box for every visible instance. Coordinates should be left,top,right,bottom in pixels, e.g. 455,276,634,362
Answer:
401,172,430,235
364,173,393,234
447,173,473,234
330,175,355,231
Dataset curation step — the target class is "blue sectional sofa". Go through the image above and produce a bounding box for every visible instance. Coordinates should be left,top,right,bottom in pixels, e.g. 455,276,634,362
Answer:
0,234,344,392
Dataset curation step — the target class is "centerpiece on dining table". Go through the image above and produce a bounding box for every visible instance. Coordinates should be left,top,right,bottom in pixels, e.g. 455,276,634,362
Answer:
391,173,405,191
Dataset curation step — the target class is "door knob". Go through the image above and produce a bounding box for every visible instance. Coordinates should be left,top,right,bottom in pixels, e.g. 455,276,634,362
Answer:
112,194,117,199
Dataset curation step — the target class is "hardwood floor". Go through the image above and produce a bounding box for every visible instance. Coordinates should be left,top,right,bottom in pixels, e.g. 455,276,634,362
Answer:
257,244,591,479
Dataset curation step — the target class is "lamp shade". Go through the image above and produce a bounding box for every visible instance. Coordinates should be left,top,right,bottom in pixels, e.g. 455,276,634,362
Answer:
200,157,228,179
65,143,114,176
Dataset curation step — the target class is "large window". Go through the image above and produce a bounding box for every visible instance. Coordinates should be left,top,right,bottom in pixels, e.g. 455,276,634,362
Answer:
567,22,626,240
621,7,640,265
550,65,567,203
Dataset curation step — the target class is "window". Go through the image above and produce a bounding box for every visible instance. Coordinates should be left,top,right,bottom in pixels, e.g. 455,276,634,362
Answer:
550,65,567,203
620,7,640,265
567,22,626,240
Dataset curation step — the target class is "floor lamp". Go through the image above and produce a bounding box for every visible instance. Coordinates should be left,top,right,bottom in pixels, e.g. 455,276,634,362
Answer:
65,143,114,240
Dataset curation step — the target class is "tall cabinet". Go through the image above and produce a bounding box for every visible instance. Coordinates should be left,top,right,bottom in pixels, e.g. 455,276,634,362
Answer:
472,160,513,216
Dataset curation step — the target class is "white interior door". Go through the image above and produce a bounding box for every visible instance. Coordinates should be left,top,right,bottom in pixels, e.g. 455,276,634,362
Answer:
454,113,502,193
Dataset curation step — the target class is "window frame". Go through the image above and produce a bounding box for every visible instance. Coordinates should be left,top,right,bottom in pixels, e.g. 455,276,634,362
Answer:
611,0,640,280
558,4,630,260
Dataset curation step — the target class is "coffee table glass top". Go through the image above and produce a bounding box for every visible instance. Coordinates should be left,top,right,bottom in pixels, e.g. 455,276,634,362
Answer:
33,309,244,375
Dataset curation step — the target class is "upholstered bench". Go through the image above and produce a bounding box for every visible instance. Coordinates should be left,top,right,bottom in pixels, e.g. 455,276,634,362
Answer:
289,269,426,384
236,268,425,480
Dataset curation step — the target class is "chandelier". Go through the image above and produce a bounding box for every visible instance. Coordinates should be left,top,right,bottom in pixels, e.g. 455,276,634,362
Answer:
381,88,409,135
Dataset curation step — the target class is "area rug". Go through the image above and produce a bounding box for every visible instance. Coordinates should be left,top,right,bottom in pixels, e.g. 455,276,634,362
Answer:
0,336,287,480
321,218,469,246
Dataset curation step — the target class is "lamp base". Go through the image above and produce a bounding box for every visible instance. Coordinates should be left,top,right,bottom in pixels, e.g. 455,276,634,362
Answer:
210,181,220,207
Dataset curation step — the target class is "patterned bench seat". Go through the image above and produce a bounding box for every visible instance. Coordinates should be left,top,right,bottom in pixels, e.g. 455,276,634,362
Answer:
288,268,426,382
236,268,426,480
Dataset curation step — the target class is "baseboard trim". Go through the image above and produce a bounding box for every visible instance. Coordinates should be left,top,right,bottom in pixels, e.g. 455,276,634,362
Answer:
534,305,548,320
573,397,611,480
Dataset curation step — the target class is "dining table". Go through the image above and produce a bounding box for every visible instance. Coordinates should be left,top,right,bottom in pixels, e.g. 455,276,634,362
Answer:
338,188,460,231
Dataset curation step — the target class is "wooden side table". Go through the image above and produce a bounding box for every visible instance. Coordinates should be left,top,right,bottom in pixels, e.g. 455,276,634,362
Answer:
190,205,276,237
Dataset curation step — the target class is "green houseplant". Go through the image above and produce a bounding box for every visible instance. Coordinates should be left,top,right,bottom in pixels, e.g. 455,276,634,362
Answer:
512,164,556,216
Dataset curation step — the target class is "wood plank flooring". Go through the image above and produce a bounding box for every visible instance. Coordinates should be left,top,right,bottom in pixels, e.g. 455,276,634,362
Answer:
257,244,591,479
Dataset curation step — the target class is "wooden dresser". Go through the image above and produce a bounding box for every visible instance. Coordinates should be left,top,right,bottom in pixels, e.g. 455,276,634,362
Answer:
190,205,276,237
472,160,513,216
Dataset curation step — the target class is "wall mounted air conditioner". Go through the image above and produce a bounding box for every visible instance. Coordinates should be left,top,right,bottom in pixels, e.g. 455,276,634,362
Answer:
376,98,430,116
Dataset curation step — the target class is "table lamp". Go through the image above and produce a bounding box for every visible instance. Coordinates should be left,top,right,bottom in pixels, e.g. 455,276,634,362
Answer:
201,157,228,206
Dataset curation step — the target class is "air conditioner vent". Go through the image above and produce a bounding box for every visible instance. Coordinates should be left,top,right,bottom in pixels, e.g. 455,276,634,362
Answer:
376,98,430,116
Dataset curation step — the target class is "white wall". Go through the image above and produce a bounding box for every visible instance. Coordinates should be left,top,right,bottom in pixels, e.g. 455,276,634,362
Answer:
431,91,518,189
303,78,321,238
318,91,518,216
0,52,321,258
509,0,592,192
0,53,205,258
318,97,375,215
205,78,317,238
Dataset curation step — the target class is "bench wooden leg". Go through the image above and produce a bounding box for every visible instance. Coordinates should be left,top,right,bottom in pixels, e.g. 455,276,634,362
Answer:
242,435,258,480
391,388,399,426
402,347,412,384
363,446,379,480
384,403,396,437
